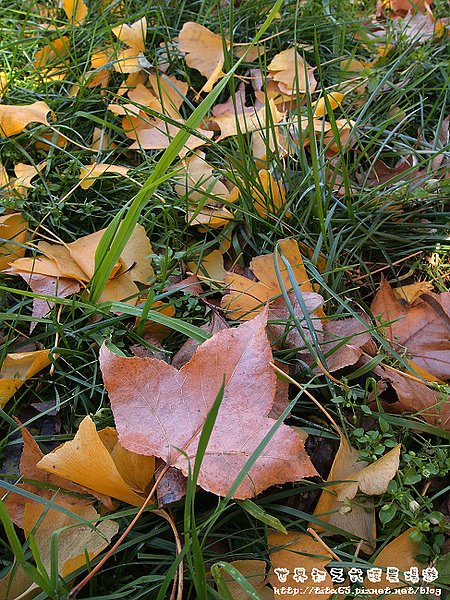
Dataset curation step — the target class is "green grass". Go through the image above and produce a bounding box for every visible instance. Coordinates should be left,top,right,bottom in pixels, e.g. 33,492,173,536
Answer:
1,0,449,598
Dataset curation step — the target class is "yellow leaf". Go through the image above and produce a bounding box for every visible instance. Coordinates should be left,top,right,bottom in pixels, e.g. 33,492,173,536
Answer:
177,22,230,93
268,531,334,600
62,0,88,25
23,501,118,579
393,281,434,304
79,163,130,189
37,415,155,505
0,101,51,137
33,37,70,81
113,47,148,74
174,151,229,201
147,72,188,119
0,350,52,408
217,560,274,599
112,17,147,52
336,444,401,501
312,432,395,554
0,212,28,271
212,98,284,141
268,48,317,95
187,248,227,284
249,169,288,218
13,161,47,196
323,117,356,152
0,72,8,96
128,119,214,157
369,528,423,600
313,92,345,118
188,205,235,228
221,239,313,320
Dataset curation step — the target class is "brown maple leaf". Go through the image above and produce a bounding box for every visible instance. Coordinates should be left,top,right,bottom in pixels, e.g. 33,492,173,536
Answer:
99,310,317,499
371,277,450,381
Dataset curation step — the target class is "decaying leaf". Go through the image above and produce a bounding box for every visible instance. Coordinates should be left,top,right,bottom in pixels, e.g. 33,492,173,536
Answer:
0,213,28,270
177,22,230,93
268,531,335,599
24,501,118,579
313,435,400,553
221,238,314,320
37,415,155,506
372,364,450,430
0,350,52,408
0,101,51,137
320,316,374,373
268,48,317,96
371,278,450,381
79,163,130,189
216,560,274,599
100,310,318,499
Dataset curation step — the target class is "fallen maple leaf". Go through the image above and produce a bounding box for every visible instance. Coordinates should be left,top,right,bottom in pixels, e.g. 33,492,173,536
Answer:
100,310,318,499
177,22,229,93
221,239,314,320
0,212,28,270
371,277,450,381
38,415,155,506
0,101,51,137
267,48,317,96
268,531,335,599
0,350,52,407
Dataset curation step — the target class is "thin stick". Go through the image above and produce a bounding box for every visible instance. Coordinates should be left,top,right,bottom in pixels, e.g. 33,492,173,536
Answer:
270,362,342,435
68,464,172,598
306,527,341,562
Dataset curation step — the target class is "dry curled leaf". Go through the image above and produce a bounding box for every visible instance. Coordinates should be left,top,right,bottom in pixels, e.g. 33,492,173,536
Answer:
268,48,317,96
268,531,335,599
0,350,52,407
100,310,318,499
0,212,28,270
211,98,284,142
38,415,155,506
0,101,51,137
8,223,154,306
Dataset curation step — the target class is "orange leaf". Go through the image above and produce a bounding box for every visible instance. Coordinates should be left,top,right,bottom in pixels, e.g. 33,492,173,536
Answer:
268,48,317,95
62,0,88,25
0,212,28,271
0,350,52,408
99,310,318,499
79,163,130,189
112,17,147,52
0,101,51,137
